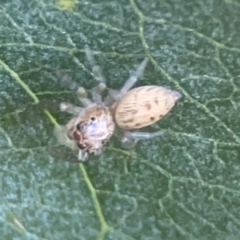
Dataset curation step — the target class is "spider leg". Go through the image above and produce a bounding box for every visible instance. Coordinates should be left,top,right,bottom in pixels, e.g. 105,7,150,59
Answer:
117,58,148,100
54,125,77,150
60,102,83,116
58,73,79,91
105,58,148,104
85,45,107,84
91,83,106,103
57,72,93,107
121,130,165,142
76,87,93,107
94,147,103,156
85,45,107,103
78,149,89,161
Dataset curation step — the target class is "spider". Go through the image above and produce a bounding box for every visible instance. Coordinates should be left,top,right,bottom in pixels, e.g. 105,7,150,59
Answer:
55,45,181,161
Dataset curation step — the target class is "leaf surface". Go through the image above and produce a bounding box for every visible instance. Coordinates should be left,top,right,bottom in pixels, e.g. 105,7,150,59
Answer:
1,0,240,239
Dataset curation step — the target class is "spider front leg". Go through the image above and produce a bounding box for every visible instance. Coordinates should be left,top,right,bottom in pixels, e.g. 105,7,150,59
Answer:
76,87,93,107
78,146,103,161
78,149,89,162
91,83,106,103
85,45,107,84
58,73,79,91
60,102,83,116
85,45,107,103
54,124,77,151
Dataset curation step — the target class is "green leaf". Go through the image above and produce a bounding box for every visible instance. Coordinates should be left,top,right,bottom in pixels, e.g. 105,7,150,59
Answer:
1,0,240,239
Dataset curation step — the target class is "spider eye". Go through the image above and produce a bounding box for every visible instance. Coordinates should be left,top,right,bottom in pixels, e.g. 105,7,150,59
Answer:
76,122,82,131
91,117,96,121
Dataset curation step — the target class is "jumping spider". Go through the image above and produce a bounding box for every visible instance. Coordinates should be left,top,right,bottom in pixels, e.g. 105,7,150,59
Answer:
55,45,181,161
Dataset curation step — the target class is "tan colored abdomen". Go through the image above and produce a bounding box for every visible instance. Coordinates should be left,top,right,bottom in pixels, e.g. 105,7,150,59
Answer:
114,85,181,130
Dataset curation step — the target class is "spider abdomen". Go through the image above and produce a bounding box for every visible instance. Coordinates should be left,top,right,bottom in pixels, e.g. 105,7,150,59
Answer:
113,85,181,130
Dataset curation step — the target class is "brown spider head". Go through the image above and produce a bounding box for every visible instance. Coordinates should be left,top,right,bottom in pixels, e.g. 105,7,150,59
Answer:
67,104,115,154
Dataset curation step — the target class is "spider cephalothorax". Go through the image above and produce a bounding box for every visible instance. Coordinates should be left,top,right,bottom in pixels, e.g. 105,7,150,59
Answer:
67,104,114,153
